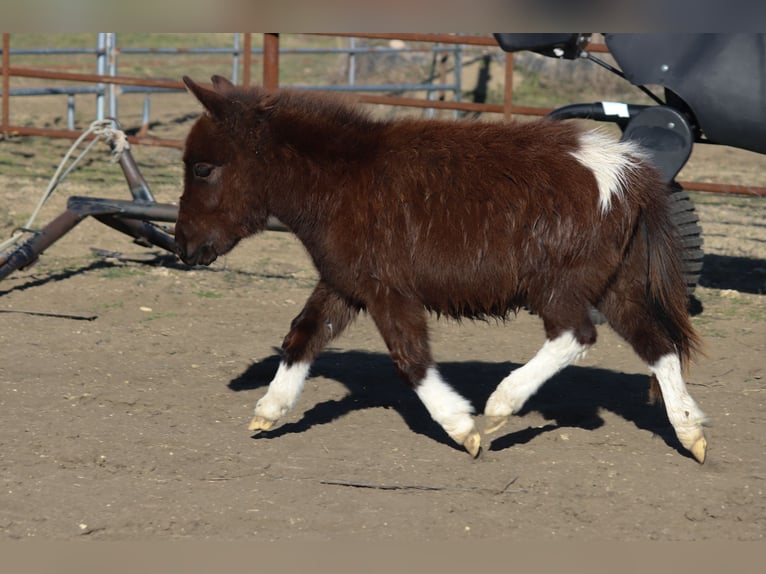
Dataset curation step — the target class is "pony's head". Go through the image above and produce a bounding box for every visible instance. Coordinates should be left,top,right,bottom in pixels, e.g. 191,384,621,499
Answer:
175,75,271,266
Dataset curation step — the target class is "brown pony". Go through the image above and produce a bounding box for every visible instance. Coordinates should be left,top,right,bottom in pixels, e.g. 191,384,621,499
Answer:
176,75,707,463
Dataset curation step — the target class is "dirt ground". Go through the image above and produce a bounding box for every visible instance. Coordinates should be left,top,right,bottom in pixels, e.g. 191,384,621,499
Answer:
1,100,765,542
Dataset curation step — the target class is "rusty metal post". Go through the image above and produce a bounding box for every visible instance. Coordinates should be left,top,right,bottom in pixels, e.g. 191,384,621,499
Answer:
117,144,156,202
242,33,252,86
263,33,279,90
503,51,514,122
2,33,10,134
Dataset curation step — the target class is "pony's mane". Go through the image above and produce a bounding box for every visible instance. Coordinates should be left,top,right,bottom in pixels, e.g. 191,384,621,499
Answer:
242,87,381,159
272,89,374,126
216,83,373,128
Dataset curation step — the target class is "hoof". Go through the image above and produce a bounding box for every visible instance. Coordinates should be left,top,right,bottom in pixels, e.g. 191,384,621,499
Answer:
248,416,275,433
483,415,509,435
463,429,482,458
689,435,707,464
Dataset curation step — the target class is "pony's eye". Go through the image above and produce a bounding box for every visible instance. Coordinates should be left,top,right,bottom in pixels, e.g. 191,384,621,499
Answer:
193,163,215,178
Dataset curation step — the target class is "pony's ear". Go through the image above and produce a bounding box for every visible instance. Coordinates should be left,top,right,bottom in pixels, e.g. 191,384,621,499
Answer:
182,76,233,121
210,75,236,94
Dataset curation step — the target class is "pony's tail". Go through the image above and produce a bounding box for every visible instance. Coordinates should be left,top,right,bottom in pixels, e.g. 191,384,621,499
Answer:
642,193,703,374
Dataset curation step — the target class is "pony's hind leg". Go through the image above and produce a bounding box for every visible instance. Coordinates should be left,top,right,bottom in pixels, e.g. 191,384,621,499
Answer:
249,281,358,433
648,353,708,462
484,314,596,435
598,288,707,462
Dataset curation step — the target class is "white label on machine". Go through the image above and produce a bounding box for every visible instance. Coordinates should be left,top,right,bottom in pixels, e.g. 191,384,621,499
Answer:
601,101,630,118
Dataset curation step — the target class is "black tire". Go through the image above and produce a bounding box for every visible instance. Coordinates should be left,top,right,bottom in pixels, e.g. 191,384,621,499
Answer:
668,182,704,295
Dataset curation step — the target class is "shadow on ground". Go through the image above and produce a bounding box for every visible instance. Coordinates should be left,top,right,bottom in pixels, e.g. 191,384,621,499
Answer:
229,349,685,458
0,251,295,296
700,253,766,294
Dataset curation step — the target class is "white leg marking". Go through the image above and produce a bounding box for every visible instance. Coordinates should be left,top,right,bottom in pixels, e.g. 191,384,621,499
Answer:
649,353,707,450
253,361,311,422
485,330,590,418
415,366,475,444
570,129,646,214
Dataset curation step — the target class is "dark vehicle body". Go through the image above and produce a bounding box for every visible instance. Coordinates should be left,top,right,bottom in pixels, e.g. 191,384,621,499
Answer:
495,33,766,296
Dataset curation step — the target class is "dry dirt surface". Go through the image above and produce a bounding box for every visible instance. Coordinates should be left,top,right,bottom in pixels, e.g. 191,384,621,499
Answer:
1,129,765,542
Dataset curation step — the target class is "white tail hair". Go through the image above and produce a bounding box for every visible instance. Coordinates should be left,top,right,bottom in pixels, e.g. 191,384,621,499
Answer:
570,129,648,214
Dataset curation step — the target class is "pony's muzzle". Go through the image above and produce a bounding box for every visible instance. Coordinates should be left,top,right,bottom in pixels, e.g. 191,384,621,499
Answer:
179,243,218,267
175,229,218,266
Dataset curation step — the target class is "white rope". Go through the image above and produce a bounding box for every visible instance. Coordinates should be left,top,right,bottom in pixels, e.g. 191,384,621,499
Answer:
0,119,130,254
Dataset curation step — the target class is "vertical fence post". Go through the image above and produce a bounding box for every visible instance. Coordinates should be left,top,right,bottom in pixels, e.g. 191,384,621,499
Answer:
454,43,463,103
348,37,356,86
263,33,279,90
503,51,514,122
242,33,252,86
107,33,118,119
231,33,240,84
2,33,10,134
96,33,107,120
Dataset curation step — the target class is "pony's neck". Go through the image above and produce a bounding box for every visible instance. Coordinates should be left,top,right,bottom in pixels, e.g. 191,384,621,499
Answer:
263,98,382,237
269,99,382,163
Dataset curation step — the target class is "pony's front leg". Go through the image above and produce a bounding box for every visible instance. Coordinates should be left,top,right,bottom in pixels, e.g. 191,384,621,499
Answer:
249,281,358,433
367,296,481,458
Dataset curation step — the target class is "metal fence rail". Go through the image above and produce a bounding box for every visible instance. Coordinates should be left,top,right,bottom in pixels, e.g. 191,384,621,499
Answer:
1,32,764,197
1,33,467,129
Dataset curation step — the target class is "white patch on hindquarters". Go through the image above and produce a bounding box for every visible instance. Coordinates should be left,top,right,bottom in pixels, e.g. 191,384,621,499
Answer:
415,366,475,443
570,129,646,214
485,330,590,418
649,353,708,449
253,361,311,422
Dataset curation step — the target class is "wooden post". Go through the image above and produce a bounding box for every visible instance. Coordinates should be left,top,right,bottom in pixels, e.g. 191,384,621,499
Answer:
242,33,252,87
263,33,279,90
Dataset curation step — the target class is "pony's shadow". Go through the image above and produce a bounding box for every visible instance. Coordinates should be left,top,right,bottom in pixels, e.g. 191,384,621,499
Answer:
0,250,298,296
228,349,685,457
